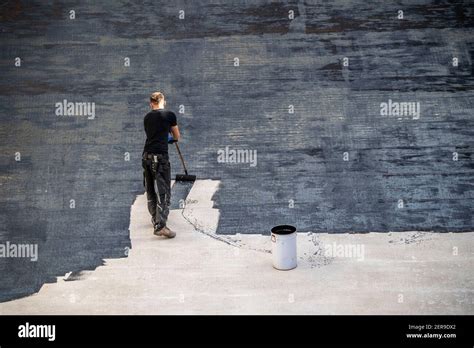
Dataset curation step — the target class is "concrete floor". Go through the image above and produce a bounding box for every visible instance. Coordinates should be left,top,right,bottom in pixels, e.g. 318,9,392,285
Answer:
1,180,472,314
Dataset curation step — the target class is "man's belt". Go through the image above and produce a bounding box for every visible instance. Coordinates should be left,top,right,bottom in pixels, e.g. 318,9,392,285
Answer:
143,152,168,161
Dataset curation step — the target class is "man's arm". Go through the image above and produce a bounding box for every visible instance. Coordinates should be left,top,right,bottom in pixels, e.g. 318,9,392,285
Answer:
170,125,180,141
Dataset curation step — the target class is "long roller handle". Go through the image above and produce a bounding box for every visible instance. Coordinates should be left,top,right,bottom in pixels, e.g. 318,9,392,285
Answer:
175,142,189,175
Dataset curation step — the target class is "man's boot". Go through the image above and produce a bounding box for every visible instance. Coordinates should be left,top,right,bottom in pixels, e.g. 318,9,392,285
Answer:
154,226,176,238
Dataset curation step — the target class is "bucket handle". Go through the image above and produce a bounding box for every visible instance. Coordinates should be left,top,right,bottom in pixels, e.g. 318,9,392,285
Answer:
271,234,276,242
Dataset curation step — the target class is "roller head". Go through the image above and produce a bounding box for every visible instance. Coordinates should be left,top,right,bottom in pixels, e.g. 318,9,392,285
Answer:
175,174,196,182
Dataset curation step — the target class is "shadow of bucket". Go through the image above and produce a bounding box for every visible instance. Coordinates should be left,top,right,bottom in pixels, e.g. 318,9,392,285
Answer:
271,225,297,270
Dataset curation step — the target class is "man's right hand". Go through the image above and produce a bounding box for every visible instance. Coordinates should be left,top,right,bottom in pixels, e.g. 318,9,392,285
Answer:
168,134,177,144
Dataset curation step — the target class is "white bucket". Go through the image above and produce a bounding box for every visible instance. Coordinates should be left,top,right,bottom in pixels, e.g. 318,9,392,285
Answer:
271,225,297,270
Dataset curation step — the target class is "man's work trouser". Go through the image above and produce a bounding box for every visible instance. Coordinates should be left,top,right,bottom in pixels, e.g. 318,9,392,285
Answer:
142,152,171,230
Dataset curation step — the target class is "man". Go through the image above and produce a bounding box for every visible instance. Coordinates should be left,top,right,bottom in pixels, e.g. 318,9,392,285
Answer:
142,91,180,238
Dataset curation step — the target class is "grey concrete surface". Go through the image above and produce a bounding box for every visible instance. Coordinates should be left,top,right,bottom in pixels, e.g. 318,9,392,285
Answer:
0,1,473,303
1,180,472,314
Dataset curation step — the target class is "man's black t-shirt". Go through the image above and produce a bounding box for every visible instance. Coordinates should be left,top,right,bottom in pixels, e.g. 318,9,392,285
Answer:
143,109,177,154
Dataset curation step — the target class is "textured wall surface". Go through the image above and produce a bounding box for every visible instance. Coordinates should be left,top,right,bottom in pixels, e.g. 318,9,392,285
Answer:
0,0,473,301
